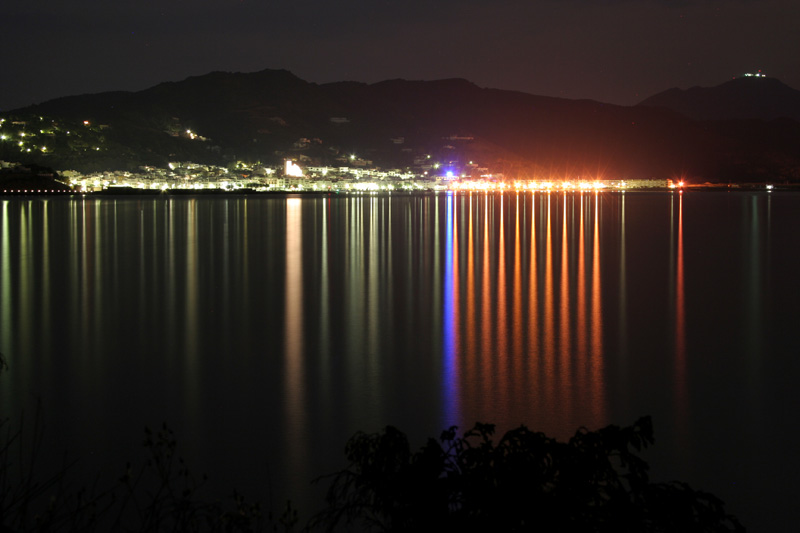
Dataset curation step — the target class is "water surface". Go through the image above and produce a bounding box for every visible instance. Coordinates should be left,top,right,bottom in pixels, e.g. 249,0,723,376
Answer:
2,191,798,530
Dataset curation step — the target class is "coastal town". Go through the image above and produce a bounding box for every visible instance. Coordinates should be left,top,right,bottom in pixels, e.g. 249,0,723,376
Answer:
1,156,681,194
0,114,683,194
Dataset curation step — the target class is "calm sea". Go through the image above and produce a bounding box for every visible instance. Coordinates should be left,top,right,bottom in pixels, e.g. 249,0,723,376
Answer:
2,191,799,530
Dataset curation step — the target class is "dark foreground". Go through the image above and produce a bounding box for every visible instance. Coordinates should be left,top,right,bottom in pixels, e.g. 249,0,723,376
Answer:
1,381,742,533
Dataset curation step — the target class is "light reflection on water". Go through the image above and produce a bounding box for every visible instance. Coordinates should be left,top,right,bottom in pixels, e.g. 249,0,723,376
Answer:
434,192,612,433
671,193,688,444
1,191,799,530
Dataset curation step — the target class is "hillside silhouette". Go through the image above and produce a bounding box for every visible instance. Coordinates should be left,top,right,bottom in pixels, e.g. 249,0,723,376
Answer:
4,69,800,182
638,76,800,121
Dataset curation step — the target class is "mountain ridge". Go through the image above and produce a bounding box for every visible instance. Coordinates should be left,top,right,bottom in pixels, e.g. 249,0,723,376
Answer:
638,76,800,121
3,69,800,182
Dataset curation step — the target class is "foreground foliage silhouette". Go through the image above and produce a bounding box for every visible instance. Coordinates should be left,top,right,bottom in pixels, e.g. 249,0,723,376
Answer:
2,355,741,532
311,417,743,532
1,354,294,532
0,419,297,532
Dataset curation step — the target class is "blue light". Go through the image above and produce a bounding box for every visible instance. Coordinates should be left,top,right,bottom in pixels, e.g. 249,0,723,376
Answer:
442,194,458,426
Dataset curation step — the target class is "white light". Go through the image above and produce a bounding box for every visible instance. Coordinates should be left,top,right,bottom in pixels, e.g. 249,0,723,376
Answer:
285,160,303,177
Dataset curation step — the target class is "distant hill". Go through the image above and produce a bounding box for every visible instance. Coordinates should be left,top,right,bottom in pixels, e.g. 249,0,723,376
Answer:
3,69,800,182
637,76,800,121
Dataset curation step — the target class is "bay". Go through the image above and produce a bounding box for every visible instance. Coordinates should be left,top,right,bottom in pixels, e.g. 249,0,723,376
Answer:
2,191,799,530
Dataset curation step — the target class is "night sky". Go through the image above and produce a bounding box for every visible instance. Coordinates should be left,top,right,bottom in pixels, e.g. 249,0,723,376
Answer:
2,0,798,112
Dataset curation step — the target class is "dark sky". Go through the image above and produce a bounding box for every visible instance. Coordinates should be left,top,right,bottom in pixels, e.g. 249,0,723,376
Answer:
2,0,798,111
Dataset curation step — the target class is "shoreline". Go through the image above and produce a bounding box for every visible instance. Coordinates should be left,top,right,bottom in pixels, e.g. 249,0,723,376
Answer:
2,183,799,197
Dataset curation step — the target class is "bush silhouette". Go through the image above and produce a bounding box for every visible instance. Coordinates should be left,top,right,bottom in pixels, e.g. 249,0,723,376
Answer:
2,354,741,532
312,417,743,532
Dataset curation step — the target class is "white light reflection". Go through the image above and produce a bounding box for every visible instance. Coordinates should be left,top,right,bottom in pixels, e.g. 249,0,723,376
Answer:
284,197,307,496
